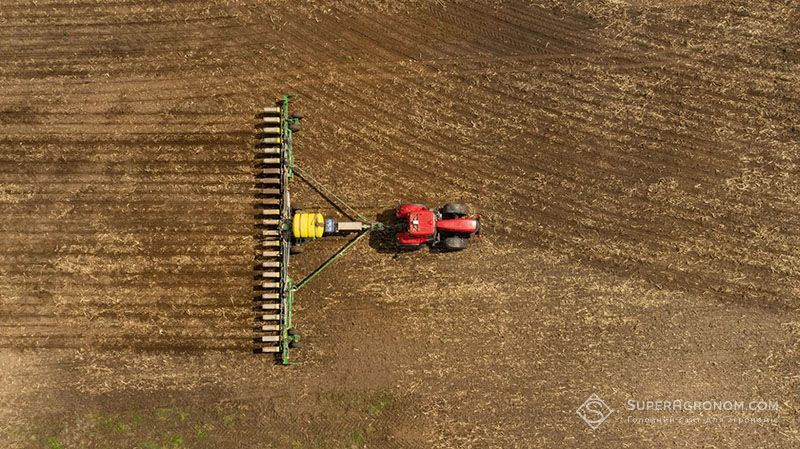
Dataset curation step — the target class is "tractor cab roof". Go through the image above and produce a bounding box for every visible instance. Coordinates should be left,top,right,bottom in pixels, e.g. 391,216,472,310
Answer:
406,209,436,237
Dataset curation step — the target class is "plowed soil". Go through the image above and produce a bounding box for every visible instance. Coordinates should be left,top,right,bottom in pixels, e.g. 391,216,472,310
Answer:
1,0,798,448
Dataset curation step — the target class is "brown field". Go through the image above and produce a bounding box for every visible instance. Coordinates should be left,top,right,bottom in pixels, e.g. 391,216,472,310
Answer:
1,0,798,447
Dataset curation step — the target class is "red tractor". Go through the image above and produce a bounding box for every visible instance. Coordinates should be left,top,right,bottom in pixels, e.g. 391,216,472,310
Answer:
396,203,481,251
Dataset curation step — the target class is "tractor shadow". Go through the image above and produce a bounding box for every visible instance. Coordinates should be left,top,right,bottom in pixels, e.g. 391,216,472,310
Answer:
369,208,401,254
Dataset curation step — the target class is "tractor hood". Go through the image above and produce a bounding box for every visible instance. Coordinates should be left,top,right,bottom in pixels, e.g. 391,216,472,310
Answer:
436,217,479,234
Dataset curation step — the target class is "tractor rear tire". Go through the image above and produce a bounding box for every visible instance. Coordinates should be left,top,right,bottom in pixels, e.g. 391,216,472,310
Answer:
290,245,304,254
441,203,469,218
289,123,301,133
291,112,304,120
442,236,469,251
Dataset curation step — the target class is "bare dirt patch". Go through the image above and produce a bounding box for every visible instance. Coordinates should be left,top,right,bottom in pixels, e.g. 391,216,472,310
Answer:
0,0,798,448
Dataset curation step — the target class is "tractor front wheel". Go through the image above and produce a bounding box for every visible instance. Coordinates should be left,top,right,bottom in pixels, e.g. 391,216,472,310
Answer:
441,203,469,218
442,236,469,251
